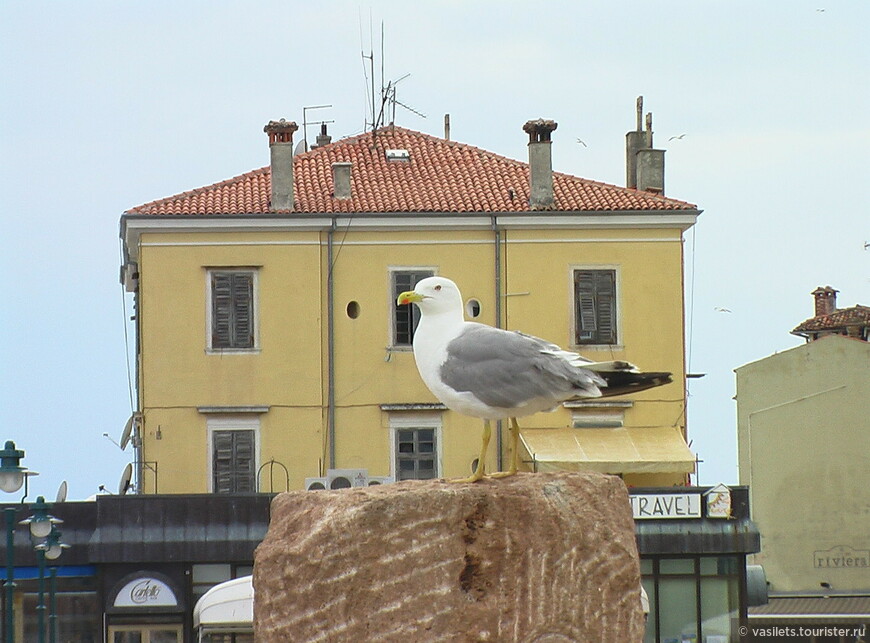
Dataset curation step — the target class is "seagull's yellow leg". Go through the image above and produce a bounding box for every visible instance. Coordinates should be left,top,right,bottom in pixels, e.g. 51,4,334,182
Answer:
489,418,520,479
449,420,490,483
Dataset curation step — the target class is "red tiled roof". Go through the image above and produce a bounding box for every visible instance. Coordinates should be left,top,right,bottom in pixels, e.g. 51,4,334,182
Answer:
792,305,870,334
126,126,697,216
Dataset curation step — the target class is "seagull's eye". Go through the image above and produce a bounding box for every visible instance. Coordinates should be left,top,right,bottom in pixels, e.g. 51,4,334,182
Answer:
434,285,442,291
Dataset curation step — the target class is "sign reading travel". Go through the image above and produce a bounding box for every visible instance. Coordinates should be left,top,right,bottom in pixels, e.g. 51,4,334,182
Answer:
630,493,701,519
113,577,178,608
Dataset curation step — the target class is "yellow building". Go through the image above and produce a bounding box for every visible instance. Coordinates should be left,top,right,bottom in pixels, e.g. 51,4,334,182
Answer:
119,112,699,494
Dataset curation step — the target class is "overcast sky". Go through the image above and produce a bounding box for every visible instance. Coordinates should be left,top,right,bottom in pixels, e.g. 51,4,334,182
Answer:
1,1,867,500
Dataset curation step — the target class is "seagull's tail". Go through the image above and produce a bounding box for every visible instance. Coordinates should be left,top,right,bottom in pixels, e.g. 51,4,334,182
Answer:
596,370,673,397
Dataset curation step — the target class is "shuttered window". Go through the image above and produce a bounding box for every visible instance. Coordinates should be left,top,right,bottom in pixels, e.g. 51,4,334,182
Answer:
212,430,256,493
210,271,255,349
574,269,617,345
392,270,434,346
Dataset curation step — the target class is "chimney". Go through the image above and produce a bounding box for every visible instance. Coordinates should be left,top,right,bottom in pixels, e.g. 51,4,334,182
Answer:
264,119,299,211
812,286,838,316
314,122,332,148
626,97,666,194
625,96,645,189
523,118,558,210
332,162,352,200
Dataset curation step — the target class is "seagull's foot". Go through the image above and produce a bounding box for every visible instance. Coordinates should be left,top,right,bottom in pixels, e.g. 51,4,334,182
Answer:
487,467,518,479
447,470,486,484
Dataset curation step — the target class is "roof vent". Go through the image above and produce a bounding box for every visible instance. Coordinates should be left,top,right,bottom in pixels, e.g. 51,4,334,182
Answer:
385,149,410,162
332,162,352,200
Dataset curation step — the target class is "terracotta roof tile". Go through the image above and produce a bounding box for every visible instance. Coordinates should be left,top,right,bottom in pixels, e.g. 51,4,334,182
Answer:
792,305,870,334
126,126,697,216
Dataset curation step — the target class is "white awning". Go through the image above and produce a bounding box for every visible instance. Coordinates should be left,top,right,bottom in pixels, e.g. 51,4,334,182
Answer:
193,575,253,631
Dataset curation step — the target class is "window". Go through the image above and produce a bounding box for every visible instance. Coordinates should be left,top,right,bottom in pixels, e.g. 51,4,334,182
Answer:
642,556,740,643
574,269,617,345
395,427,438,480
212,430,256,493
209,270,256,350
392,269,434,346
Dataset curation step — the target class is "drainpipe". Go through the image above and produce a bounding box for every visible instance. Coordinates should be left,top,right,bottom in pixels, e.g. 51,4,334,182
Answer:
493,215,503,470
327,219,337,471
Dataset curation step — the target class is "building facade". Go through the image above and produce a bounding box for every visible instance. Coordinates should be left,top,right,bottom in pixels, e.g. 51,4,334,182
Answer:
736,287,870,633
0,104,759,643
119,110,699,496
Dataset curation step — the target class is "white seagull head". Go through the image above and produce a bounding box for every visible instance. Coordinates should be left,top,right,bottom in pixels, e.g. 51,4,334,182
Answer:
397,276,464,317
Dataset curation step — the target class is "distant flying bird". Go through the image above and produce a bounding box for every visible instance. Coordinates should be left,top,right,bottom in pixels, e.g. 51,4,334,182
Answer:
576,138,587,147
816,8,825,12
669,134,686,141
397,277,672,482
714,307,732,313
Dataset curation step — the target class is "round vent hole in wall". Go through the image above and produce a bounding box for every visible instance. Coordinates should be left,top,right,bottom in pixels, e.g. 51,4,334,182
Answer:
465,299,481,318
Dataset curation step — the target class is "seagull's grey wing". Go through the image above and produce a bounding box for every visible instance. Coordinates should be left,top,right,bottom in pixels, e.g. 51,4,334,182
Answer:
439,324,605,409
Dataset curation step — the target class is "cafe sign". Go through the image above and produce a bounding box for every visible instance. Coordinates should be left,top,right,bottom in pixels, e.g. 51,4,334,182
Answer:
114,577,178,608
630,493,701,519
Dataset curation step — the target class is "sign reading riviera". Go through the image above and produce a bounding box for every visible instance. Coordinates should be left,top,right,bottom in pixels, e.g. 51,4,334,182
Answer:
113,577,179,608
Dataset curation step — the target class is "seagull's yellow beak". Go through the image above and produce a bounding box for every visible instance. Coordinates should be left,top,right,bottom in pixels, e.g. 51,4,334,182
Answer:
397,290,424,306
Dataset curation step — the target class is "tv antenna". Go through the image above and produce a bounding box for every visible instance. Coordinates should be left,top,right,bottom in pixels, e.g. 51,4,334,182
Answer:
301,104,334,153
360,18,425,135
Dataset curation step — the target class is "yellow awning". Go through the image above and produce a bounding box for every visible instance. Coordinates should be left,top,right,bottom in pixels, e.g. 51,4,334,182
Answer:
519,426,695,474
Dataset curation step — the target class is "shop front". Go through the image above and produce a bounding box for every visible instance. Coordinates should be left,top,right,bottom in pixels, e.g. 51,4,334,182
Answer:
4,487,759,641
106,572,186,642
630,485,763,643
2,494,271,643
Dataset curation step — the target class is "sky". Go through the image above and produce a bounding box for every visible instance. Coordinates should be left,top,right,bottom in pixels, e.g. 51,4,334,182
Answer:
1,1,867,500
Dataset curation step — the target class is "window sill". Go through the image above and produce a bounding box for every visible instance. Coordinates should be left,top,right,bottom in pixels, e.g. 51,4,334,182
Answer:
206,348,261,355
386,346,414,356
572,344,624,352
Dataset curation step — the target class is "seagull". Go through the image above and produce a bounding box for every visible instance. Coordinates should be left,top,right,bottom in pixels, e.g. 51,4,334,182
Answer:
397,276,672,482
714,307,732,313
576,138,587,147
668,134,686,141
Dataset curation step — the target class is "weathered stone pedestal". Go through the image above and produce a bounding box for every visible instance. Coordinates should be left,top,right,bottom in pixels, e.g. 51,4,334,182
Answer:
254,472,643,642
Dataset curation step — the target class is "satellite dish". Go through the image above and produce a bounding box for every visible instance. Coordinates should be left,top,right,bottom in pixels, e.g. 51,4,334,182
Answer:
119,463,133,495
120,415,134,451
56,480,68,503
293,139,306,156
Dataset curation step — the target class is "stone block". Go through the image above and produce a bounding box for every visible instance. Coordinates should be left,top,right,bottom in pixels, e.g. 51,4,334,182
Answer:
254,472,643,641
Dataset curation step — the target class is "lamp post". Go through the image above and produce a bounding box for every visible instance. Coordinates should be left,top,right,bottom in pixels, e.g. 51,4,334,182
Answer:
23,497,62,643
37,528,67,643
47,567,58,643
1,440,38,643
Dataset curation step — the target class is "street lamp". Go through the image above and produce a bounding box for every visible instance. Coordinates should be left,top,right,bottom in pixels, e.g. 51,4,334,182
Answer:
34,527,68,643
1,440,39,643
21,497,62,643
0,441,38,494
40,529,68,643
20,496,62,539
